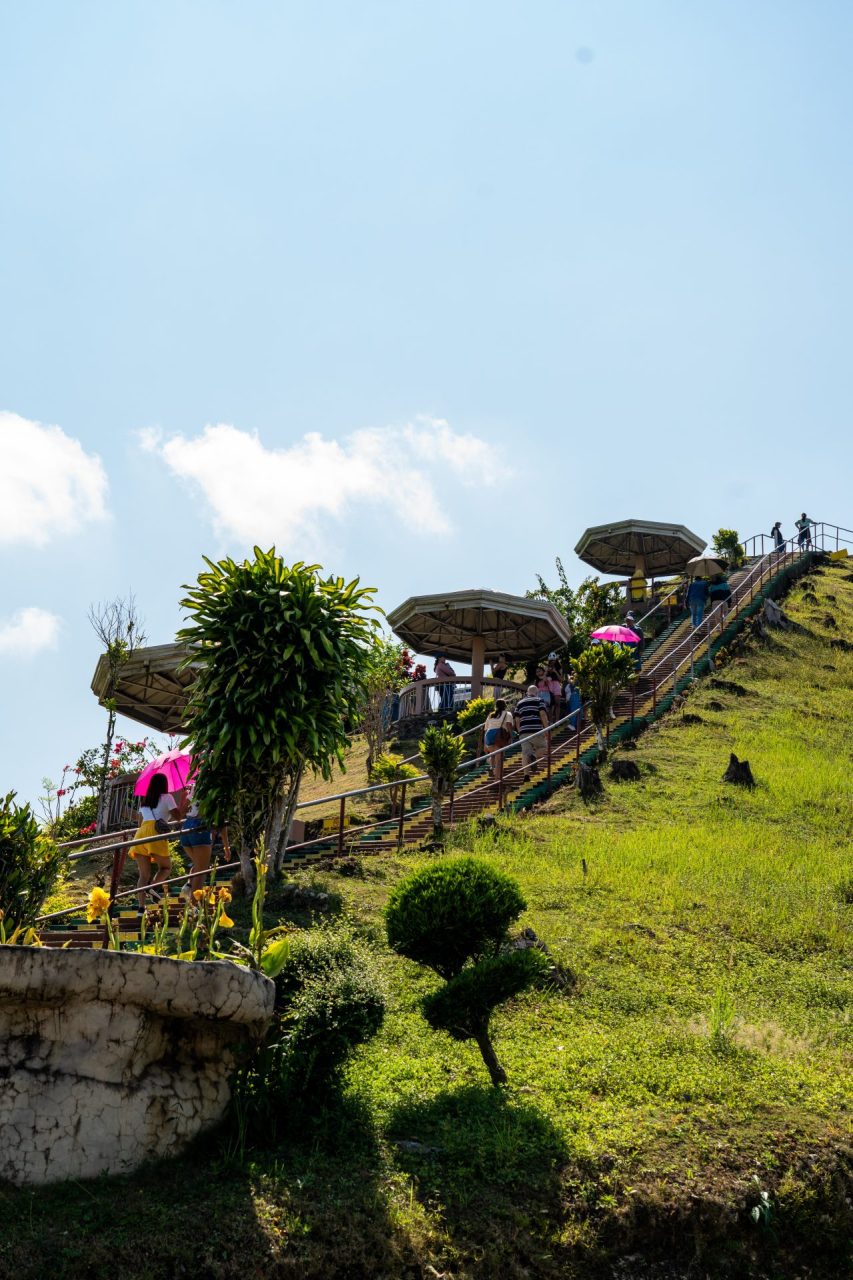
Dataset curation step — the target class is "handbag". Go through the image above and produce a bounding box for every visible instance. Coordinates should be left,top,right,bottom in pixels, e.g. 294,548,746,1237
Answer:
153,816,171,835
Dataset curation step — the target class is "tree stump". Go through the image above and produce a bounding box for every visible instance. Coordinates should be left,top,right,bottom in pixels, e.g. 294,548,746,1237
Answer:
722,753,755,788
610,759,641,783
681,713,704,726
576,761,603,799
763,599,792,630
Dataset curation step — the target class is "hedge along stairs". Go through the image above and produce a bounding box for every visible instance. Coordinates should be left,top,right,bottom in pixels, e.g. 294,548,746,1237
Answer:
39,546,818,947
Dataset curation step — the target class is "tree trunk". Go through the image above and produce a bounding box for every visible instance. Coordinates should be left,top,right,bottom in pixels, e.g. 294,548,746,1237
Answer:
238,841,256,898
594,722,605,751
95,709,117,834
577,760,603,800
431,787,444,841
266,766,304,876
474,1023,507,1086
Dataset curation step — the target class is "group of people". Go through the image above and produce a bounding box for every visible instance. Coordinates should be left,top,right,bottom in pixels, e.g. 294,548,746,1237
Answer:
481,653,584,783
772,513,814,552
132,772,231,908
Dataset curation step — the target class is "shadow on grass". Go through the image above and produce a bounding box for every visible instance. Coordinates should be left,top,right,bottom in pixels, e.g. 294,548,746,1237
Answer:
387,1084,568,1276
0,1092,406,1280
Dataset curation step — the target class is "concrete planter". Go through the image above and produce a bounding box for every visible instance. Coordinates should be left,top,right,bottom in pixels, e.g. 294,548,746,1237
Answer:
0,946,274,1185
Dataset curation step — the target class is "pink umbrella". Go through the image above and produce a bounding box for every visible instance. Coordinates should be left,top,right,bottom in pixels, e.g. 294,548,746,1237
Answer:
134,748,196,797
590,625,641,644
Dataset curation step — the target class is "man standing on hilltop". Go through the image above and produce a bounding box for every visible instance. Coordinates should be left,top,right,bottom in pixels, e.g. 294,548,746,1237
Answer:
795,513,813,549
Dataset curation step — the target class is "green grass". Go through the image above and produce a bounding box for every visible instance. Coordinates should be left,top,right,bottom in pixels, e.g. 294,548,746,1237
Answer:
3,564,852,1278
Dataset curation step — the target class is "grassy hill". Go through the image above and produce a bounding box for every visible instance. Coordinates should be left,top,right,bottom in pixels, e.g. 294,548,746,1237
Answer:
2,560,851,1279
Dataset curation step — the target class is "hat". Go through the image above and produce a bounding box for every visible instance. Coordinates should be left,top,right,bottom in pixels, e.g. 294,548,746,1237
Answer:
547,652,557,660
527,684,539,696
625,611,635,620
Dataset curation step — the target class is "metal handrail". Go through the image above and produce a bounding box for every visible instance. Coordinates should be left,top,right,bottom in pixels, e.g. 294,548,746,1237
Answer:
642,537,802,682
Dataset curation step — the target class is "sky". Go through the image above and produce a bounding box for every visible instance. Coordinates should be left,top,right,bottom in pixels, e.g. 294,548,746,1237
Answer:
2,1,852,809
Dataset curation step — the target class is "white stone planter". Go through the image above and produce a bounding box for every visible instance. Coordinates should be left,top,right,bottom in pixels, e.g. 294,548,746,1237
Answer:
0,946,275,1185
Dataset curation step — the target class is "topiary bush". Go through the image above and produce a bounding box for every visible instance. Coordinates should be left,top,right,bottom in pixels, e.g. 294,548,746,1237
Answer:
369,751,421,815
386,856,527,979
386,858,541,1085
0,791,65,928
423,949,549,1082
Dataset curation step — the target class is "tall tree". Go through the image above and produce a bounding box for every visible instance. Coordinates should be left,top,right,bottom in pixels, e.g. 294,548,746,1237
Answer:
177,549,378,890
528,559,623,660
88,593,146,833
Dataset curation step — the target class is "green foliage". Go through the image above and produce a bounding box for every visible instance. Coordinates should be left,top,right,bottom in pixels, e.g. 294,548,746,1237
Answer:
386,856,528,980
235,928,386,1142
0,792,65,928
455,697,494,733
361,635,411,769
387,858,537,1084
47,793,98,842
529,560,623,659
177,548,379,866
419,722,466,837
712,528,745,569
422,949,549,1040
573,642,636,742
369,752,421,786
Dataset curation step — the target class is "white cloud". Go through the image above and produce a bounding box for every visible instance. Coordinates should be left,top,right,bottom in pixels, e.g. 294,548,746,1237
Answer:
140,416,502,545
0,607,61,658
0,411,108,546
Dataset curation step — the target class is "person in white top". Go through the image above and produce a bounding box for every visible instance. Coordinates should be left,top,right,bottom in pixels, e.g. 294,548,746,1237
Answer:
481,698,514,779
133,773,179,907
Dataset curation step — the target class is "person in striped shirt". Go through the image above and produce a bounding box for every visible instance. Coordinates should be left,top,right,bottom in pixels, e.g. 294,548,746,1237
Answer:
514,685,549,781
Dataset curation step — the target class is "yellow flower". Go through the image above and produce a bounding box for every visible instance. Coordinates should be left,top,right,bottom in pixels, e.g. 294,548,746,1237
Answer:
217,910,235,929
217,887,232,904
0,908,4,921
86,886,111,923
192,889,205,902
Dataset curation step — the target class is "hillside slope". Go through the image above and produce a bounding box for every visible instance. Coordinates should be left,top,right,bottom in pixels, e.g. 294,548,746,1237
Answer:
2,560,851,1280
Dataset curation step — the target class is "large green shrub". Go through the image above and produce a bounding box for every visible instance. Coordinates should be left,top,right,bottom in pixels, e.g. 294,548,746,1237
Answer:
386,856,527,979
233,927,386,1144
0,792,65,928
386,858,540,1085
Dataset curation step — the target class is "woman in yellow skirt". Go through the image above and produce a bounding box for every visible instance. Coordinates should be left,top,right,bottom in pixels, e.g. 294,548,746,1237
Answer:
133,773,179,907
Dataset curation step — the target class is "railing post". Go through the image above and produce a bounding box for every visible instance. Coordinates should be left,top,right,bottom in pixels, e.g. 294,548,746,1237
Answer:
448,783,455,824
631,684,636,724
498,757,504,809
397,782,407,850
337,796,346,857
652,679,657,714
547,730,552,786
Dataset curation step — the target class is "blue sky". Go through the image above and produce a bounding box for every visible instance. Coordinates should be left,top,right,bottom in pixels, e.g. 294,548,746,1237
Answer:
2,1,852,809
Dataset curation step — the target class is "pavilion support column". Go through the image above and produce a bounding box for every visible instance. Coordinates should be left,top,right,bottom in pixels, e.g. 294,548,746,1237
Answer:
471,636,485,698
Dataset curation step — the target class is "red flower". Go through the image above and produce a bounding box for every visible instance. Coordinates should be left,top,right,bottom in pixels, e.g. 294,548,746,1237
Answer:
56,789,67,798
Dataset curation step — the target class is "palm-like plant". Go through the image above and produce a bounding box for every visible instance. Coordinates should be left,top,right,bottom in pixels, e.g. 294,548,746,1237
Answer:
418,723,465,840
572,642,636,750
178,549,379,887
